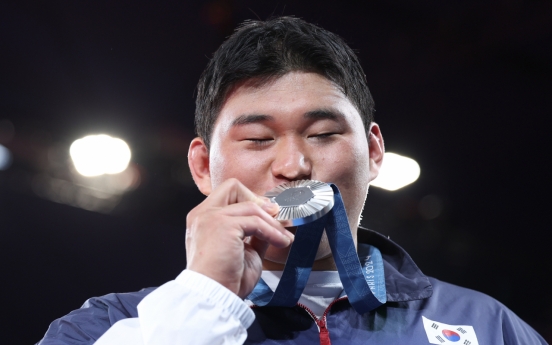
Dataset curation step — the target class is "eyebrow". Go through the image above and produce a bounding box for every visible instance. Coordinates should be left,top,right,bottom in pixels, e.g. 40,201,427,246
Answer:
230,108,345,127
231,114,274,126
303,109,345,122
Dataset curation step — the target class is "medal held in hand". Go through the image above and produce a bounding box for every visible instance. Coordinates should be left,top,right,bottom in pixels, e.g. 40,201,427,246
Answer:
265,180,334,226
249,180,387,315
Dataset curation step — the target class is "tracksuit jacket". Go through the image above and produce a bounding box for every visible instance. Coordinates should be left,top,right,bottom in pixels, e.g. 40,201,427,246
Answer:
37,228,547,344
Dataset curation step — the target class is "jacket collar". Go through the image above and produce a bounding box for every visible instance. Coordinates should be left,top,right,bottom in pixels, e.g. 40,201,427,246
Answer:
357,226,433,302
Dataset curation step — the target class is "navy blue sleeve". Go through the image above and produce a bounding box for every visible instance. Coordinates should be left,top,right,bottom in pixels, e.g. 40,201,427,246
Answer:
427,278,548,344
36,288,156,345
500,304,548,344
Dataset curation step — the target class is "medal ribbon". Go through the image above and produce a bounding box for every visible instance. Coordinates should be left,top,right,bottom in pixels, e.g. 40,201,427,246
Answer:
247,184,386,314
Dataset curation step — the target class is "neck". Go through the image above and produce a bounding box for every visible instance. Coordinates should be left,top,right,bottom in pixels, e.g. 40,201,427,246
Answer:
262,255,338,271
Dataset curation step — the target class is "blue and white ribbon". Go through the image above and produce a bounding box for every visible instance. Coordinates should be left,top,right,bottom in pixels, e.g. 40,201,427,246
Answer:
247,184,386,314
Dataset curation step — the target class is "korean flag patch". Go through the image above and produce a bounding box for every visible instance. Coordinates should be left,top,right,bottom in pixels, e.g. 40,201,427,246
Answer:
422,316,479,345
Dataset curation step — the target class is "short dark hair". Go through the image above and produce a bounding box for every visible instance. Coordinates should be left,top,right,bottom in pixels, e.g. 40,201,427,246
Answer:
195,16,375,148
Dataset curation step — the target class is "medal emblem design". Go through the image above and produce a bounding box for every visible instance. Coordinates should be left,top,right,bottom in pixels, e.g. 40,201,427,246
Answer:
265,180,334,226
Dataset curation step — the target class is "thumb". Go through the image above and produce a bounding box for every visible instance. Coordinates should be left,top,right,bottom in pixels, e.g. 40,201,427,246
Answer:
260,197,280,217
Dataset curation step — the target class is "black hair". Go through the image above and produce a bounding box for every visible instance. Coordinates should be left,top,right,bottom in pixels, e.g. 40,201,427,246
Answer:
195,16,374,148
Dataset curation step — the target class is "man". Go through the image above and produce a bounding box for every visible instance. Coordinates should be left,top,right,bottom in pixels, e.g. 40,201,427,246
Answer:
38,17,546,344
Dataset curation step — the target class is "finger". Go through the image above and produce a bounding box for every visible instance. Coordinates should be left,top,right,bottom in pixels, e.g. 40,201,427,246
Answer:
220,202,294,241
219,202,286,232
233,216,292,248
206,179,279,215
247,236,270,259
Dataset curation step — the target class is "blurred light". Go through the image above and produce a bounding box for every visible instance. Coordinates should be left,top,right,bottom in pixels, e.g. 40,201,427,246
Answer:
0,144,13,170
71,164,140,194
371,152,420,191
70,134,131,177
32,166,139,213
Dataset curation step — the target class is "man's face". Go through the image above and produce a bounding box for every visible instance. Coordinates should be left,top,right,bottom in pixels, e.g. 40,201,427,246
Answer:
196,71,381,265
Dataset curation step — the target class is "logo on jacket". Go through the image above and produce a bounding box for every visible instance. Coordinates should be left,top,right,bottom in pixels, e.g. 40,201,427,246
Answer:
422,316,479,345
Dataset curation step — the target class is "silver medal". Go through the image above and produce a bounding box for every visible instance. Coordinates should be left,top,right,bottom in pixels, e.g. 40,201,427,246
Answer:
265,180,334,226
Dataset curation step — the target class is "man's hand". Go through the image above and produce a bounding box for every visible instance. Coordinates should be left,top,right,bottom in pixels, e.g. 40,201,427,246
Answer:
185,178,294,299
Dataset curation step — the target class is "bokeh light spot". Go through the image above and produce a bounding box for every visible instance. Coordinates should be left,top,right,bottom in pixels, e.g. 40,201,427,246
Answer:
371,152,420,191
70,134,131,177
0,144,13,170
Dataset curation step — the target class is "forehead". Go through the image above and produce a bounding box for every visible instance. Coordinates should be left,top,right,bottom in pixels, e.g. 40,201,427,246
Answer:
213,72,362,130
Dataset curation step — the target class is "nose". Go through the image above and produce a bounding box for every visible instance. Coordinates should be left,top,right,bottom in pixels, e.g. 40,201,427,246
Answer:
271,137,312,181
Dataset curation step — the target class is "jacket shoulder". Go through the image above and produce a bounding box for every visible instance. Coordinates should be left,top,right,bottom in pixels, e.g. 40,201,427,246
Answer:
425,278,547,344
37,287,156,345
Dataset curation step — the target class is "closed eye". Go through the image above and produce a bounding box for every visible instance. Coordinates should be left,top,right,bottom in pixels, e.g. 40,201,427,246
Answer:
309,132,337,140
245,138,273,147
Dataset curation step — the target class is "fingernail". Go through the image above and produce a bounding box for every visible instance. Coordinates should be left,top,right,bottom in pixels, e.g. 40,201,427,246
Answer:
282,232,292,245
262,199,278,212
285,231,295,242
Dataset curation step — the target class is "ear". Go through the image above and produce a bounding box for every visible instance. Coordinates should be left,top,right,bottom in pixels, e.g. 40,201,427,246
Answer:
188,137,212,195
368,123,385,183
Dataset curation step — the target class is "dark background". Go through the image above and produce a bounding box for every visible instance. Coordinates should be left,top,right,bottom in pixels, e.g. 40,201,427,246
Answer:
1,1,551,343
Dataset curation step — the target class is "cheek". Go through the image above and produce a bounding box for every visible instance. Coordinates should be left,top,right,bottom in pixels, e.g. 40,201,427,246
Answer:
210,148,271,191
318,141,368,184
317,139,370,219
208,144,225,188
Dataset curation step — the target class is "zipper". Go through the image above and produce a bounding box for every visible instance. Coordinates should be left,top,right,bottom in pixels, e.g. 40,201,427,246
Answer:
296,297,348,345
249,297,348,345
